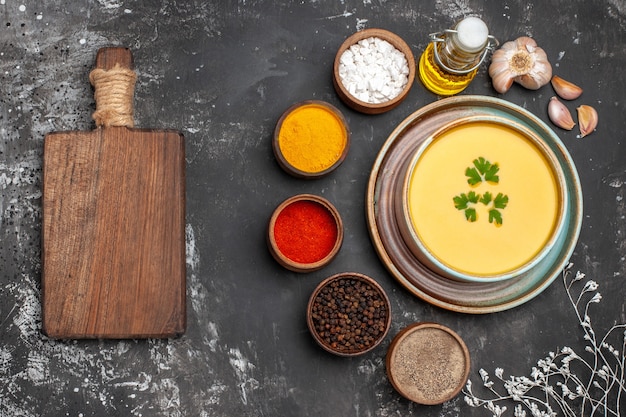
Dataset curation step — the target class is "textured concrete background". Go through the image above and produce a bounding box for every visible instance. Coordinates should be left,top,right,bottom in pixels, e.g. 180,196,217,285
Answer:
1,0,625,416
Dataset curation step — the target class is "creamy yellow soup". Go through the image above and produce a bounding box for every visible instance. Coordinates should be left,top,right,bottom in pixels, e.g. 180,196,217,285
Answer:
407,121,560,277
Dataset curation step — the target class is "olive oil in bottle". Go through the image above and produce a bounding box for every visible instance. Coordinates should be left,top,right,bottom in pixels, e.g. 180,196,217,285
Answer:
418,17,498,96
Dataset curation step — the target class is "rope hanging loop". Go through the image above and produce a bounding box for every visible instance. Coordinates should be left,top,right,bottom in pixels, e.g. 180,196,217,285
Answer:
89,63,137,128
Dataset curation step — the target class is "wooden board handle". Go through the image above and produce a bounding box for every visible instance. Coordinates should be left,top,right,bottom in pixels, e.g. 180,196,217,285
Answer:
96,47,134,71
90,47,137,128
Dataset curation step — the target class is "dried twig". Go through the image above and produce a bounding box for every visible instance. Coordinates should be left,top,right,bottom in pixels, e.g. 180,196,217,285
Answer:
463,263,626,417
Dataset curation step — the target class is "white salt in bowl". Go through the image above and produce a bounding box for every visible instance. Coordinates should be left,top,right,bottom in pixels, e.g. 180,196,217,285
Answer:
333,28,416,114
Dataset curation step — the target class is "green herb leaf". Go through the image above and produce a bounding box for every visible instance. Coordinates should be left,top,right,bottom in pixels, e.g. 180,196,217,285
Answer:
456,157,509,225
453,194,469,210
489,209,503,225
465,167,482,186
480,191,493,205
475,157,493,174
484,163,500,184
494,193,509,209
465,208,477,222
466,157,500,185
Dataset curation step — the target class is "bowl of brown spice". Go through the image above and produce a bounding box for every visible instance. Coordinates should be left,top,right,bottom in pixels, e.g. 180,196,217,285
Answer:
386,322,471,405
307,272,391,356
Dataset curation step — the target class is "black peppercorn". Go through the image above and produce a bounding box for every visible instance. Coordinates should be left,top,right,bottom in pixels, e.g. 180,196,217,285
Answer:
308,273,390,355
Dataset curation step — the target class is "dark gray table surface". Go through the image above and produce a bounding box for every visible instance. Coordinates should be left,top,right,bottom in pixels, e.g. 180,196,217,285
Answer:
1,1,624,416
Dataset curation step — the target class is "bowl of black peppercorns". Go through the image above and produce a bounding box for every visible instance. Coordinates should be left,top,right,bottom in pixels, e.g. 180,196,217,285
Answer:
307,272,391,356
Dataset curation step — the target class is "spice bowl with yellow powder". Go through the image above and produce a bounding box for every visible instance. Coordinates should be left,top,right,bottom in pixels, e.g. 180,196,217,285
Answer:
273,100,350,179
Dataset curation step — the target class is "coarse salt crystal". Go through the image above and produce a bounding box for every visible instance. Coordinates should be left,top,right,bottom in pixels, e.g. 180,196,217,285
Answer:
338,36,409,104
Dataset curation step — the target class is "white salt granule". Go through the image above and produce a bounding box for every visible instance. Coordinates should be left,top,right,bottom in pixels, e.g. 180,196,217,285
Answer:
338,36,409,104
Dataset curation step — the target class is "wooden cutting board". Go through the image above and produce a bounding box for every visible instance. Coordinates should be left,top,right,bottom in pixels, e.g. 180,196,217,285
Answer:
42,47,186,339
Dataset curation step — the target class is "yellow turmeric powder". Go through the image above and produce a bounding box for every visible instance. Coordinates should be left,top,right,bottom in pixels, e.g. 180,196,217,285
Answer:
277,103,348,174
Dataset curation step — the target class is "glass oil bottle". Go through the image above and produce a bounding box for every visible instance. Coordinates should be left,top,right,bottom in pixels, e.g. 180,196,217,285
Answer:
418,16,498,96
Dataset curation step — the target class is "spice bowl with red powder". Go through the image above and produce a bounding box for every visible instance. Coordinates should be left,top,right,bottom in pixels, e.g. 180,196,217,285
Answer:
307,272,391,356
267,194,344,273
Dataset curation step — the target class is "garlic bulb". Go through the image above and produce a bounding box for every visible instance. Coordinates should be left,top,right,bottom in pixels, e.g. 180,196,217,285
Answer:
489,36,552,94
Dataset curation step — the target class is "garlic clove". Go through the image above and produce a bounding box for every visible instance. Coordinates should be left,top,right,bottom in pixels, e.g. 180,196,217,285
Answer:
551,76,583,100
517,66,552,90
489,67,515,94
577,105,598,138
489,45,516,93
548,96,576,130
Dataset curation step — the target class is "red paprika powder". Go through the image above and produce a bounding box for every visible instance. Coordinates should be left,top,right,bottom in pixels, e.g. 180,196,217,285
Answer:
273,200,338,264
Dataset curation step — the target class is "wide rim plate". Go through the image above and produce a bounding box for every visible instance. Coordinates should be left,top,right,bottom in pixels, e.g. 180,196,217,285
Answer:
366,95,583,313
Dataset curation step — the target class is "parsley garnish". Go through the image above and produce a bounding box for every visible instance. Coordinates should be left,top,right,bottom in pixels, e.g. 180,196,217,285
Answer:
489,209,503,225
465,157,500,186
493,192,509,209
453,157,509,226
453,192,480,222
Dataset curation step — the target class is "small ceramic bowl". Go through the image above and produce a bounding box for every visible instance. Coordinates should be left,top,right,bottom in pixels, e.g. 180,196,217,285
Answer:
386,322,470,405
267,194,343,273
307,272,391,356
273,100,350,179
394,116,568,283
333,28,416,114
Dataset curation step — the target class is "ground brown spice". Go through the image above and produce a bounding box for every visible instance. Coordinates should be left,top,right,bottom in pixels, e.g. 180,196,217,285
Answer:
389,327,468,403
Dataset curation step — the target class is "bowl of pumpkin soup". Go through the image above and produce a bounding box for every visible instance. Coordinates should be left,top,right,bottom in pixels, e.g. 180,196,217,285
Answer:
366,95,582,312
395,117,567,283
